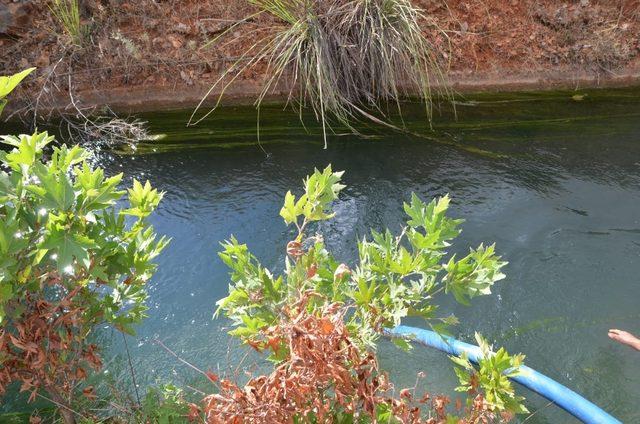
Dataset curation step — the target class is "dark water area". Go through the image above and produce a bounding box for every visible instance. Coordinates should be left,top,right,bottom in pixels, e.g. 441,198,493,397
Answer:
3,89,640,422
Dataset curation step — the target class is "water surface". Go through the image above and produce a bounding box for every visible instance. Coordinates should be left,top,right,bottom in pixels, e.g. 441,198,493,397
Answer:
7,89,640,422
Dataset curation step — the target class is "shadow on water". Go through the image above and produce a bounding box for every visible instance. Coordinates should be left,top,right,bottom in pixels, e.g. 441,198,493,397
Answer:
2,87,640,422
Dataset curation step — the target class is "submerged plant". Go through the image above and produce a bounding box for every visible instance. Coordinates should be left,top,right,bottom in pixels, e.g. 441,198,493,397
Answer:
209,166,527,421
0,133,168,423
191,0,452,148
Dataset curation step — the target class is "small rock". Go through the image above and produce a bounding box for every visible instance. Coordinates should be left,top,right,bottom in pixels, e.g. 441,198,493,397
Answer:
180,70,194,86
36,51,50,67
175,23,190,34
1,3,33,36
167,35,183,49
0,5,9,34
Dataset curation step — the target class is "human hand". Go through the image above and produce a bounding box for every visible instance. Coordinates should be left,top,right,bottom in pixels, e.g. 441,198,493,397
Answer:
608,329,640,351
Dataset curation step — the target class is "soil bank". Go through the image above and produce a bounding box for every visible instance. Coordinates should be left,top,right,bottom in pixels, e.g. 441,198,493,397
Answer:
1,0,639,113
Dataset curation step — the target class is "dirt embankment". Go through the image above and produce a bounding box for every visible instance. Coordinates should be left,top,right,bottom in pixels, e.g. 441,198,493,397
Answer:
1,0,639,113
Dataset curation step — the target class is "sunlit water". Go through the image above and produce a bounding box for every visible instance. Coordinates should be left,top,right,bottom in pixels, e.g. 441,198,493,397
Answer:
4,89,640,422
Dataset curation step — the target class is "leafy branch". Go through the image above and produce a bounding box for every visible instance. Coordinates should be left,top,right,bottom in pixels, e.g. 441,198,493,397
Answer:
215,165,527,418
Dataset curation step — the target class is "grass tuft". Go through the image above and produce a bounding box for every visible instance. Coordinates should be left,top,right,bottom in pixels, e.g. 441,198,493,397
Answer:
49,0,85,46
191,0,453,148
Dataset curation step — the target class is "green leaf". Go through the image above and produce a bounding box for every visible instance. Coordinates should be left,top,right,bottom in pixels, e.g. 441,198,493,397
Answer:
392,337,412,351
75,163,125,211
122,179,163,218
280,165,345,228
0,284,13,302
451,333,527,414
1,132,54,154
0,218,16,255
450,353,471,370
50,144,89,173
0,67,36,117
302,165,345,222
0,68,36,99
280,190,298,225
41,229,95,272
443,244,507,305
27,166,75,211
403,193,463,245
1,133,54,172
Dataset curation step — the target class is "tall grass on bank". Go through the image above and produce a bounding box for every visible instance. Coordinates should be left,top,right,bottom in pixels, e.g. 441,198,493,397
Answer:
190,0,453,148
49,0,85,46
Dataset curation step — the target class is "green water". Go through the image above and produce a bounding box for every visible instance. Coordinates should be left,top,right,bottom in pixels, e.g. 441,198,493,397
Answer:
4,89,640,422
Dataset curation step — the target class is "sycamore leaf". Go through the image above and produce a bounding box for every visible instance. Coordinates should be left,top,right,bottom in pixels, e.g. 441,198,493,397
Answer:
75,163,125,211
0,283,13,302
27,164,76,211
0,68,36,118
0,68,36,99
280,167,343,226
392,337,412,351
280,190,298,225
122,179,163,218
41,230,95,272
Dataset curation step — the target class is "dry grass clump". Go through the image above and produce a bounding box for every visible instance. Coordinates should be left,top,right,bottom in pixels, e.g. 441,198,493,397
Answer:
190,0,452,148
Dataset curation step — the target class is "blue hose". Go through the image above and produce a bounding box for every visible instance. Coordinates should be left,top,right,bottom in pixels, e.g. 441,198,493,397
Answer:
388,326,621,424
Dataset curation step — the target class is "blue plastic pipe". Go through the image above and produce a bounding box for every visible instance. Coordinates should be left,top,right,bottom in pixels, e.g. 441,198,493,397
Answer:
388,326,621,424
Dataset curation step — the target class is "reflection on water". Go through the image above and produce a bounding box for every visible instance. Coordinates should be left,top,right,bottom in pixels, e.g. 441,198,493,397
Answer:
4,89,640,422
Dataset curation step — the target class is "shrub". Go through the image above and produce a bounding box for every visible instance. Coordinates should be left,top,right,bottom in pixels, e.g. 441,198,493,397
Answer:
0,132,168,423
207,166,527,422
191,0,452,148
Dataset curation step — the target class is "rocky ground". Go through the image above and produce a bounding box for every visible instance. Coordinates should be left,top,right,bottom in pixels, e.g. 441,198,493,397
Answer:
1,0,639,114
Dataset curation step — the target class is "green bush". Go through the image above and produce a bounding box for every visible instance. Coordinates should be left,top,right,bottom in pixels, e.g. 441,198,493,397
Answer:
216,166,527,419
218,166,506,350
0,132,168,423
